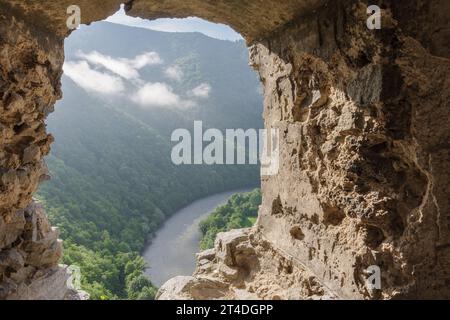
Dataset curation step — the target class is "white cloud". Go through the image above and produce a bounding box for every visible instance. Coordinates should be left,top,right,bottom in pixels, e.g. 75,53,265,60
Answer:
127,52,163,69
64,48,208,109
77,51,162,80
63,61,125,94
132,82,182,107
165,66,183,82
190,83,211,98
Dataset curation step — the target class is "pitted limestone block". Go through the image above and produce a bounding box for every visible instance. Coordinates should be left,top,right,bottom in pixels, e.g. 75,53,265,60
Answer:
0,278,17,299
22,201,54,240
157,276,196,300
21,202,62,267
336,104,364,136
196,248,216,262
214,228,251,267
157,276,229,300
8,266,36,284
197,258,213,273
6,265,79,300
22,145,41,164
23,236,62,268
0,248,25,273
0,210,26,249
218,263,239,281
38,160,51,183
346,64,382,107
0,169,18,189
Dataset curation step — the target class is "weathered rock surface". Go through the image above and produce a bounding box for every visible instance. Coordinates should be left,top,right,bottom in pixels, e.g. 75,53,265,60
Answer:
0,201,81,299
159,228,334,300
5,265,88,300
1,0,449,299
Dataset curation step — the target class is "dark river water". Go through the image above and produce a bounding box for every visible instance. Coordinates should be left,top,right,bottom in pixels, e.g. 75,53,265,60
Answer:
143,188,253,287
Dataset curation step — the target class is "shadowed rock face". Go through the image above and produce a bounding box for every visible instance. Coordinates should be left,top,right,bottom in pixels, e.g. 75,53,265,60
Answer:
0,0,449,300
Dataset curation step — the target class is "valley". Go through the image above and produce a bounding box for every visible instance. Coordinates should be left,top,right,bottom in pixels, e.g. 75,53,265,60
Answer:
36,21,263,299
143,188,254,287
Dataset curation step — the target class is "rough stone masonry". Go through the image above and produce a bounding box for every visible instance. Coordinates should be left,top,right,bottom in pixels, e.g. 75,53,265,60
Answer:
0,0,449,299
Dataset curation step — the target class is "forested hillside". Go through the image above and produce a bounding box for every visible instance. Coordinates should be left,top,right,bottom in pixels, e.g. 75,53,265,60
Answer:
199,189,261,250
37,22,262,299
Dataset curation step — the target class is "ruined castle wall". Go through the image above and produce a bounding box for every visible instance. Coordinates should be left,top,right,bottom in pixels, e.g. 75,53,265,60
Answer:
253,1,450,299
0,0,449,299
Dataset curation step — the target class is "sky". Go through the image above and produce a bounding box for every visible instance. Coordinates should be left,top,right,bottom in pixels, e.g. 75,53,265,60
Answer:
64,50,212,108
63,5,241,108
105,6,243,41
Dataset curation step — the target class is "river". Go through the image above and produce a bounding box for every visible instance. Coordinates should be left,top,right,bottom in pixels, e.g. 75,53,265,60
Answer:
143,188,253,287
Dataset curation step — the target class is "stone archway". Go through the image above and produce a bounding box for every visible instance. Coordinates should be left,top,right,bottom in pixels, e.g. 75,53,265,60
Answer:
0,0,449,299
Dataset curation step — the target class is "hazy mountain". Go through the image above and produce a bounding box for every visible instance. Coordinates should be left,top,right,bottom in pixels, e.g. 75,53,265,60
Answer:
63,21,263,131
